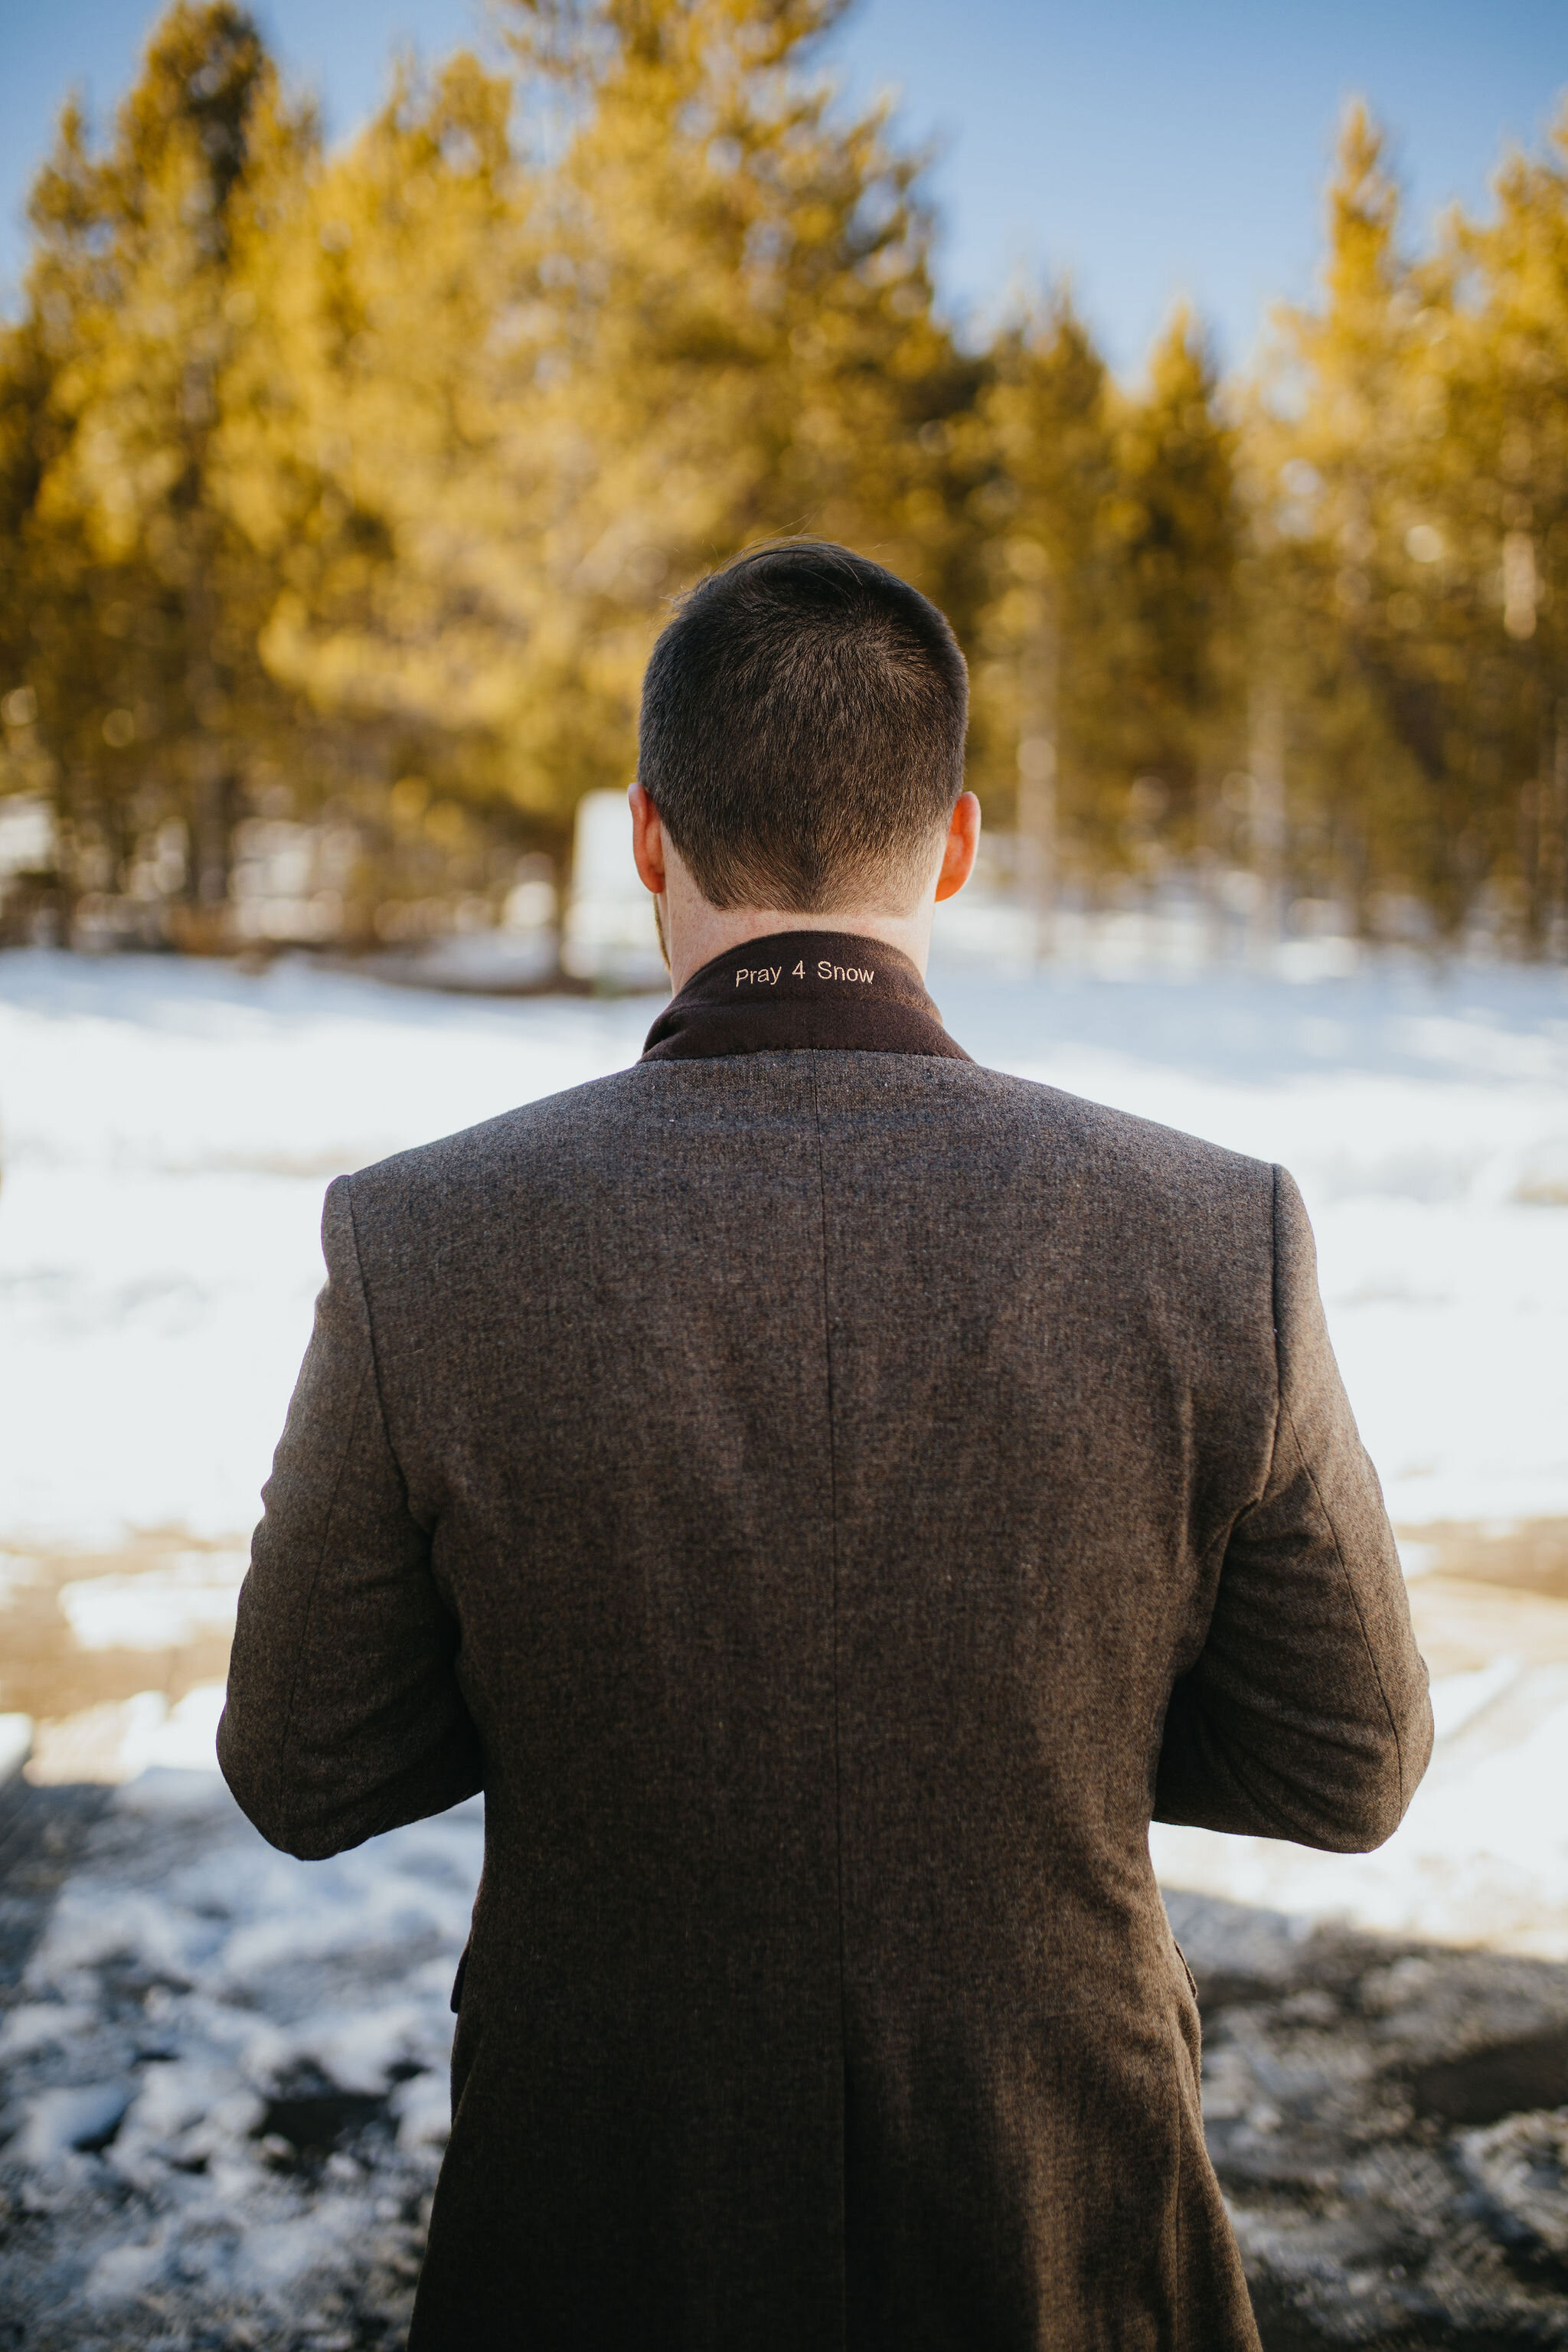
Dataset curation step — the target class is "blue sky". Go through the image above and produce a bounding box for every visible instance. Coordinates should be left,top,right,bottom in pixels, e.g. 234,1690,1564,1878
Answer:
2,1,1563,375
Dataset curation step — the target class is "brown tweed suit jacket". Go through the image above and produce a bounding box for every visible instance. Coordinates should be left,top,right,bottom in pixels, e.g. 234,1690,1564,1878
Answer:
220,935,1432,2351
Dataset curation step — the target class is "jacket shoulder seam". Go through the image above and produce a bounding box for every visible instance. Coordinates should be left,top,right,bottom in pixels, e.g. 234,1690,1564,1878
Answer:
273,1190,376,1851
1272,1165,1405,1812
341,1177,422,1525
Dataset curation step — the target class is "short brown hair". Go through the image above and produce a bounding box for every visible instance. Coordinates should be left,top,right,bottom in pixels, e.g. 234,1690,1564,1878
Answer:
637,541,968,912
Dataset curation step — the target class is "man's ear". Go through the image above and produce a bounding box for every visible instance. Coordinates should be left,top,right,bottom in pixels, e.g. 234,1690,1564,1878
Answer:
934,791,982,903
629,780,666,897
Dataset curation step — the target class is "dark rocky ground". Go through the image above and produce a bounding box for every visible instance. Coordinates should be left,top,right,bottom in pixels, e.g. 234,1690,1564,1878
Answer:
0,1772,472,2352
2,1778,1566,2348
1166,1891,1568,2347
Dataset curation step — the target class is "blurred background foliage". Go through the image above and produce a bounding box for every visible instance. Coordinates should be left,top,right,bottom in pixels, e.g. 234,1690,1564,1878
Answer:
1,0,1566,956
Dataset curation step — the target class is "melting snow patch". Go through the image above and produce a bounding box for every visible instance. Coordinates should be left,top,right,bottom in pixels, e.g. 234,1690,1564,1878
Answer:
57,1556,247,1650
0,1774,482,2346
11,2080,130,2162
0,1711,31,1787
1430,1655,1521,1743
0,2003,96,2060
26,1684,226,1784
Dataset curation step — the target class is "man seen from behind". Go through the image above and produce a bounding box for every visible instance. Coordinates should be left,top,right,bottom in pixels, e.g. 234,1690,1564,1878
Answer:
220,540,1432,2350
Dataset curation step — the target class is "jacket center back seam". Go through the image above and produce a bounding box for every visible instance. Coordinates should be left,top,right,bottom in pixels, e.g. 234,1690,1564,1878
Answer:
808,1057,851,2339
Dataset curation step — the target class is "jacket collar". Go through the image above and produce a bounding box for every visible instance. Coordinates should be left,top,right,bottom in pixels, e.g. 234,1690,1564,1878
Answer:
641,930,971,1063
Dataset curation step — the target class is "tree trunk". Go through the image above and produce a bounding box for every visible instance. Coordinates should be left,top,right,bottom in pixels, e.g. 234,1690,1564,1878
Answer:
1246,681,1286,959
1017,578,1059,962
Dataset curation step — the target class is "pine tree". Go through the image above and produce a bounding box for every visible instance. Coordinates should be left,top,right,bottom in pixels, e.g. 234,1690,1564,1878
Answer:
455,0,974,818
971,294,1240,908
1437,103,1568,946
1102,303,1240,869
5,5,317,929
969,291,1114,903
253,51,531,825
1253,105,1477,937
250,0,978,841
0,318,57,796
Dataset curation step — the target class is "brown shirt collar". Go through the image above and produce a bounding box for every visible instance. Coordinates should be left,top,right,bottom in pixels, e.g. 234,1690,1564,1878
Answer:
641,930,972,1063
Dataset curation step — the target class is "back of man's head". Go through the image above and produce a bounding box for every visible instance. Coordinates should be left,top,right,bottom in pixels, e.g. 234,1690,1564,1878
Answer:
637,541,969,914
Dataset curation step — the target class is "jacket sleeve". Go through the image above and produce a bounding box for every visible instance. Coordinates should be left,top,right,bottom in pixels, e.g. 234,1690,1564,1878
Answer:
218,1174,484,1859
1154,1165,1433,1852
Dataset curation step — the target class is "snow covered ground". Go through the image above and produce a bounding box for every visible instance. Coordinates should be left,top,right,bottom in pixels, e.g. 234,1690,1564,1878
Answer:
2,940,1564,1544
1,939,1566,1955
7,1773,1568,2348
0,1773,479,2349
3,936,1568,2345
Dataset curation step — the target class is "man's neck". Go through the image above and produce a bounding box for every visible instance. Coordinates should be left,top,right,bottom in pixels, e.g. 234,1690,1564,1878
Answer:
660,887,934,997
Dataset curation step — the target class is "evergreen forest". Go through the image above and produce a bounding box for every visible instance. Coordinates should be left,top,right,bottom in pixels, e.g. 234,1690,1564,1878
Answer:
2,0,1566,956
